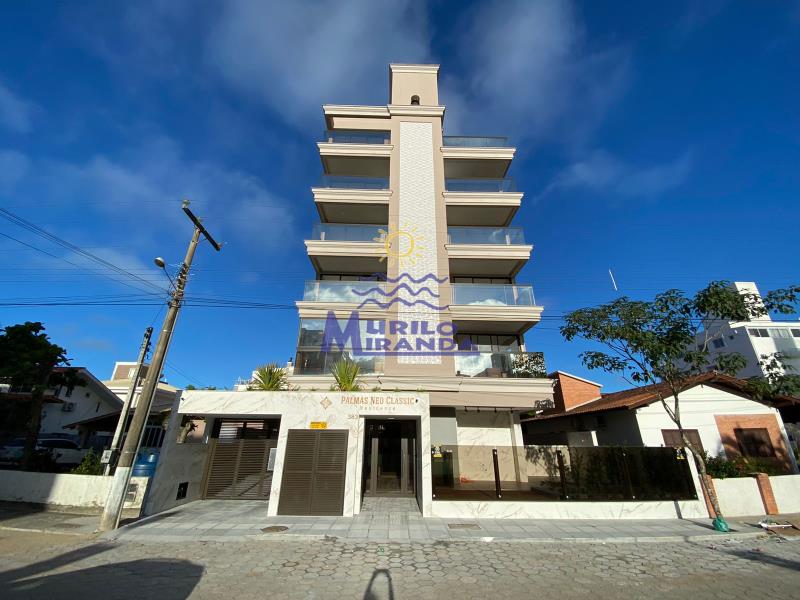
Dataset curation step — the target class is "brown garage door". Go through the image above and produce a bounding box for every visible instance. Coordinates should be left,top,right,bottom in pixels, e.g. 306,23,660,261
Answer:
203,419,279,500
277,429,348,516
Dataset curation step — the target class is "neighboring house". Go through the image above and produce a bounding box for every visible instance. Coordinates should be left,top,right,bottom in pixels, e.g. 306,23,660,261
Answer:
62,362,180,451
523,372,799,474
39,367,122,445
696,281,800,378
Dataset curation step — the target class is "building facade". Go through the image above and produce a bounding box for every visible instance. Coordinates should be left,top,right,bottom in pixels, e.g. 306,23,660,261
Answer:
147,64,707,521
698,282,800,378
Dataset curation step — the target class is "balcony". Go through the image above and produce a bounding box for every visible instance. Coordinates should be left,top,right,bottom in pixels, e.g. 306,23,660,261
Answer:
447,226,525,245
318,130,392,178
452,284,534,305
294,350,384,376
450,284,542,334
317,176,390,190
305,224,386,274
313,176,391,225
323,130,390,144
302,280,386,303
446,227,532,278
454,352,546,378
445,178,516,192
442,137,515,179
444,179,522,227
443,136,511,148
312,223,384,241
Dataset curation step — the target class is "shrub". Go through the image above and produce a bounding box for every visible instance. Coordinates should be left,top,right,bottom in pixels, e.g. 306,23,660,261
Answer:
704,452,786,479
71,449,103,475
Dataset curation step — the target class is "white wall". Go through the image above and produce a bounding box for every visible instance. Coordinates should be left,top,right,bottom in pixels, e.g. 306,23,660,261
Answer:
769,474,800,514
163,390,431,518
431,499,708,520
0,470,148,509
713,477,765,517
456,410,514,447
40,384,119,436
635,384,780,457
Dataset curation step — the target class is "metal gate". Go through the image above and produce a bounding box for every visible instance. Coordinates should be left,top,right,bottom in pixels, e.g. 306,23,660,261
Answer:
277,429,348,516
202,419,279,500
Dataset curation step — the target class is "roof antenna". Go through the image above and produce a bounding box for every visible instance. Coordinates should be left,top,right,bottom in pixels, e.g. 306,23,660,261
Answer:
608,269,619,292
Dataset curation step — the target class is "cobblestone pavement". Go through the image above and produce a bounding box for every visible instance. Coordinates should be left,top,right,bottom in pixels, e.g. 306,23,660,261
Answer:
1,529,799,599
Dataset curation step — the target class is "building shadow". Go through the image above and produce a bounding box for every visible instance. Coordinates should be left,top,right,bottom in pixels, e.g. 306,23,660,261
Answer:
0,543,115,585
3,558,203,599
363,567,395,600
722,546,800,572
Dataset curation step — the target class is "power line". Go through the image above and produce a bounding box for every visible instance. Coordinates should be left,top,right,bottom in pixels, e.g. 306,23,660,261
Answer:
0,208,168,295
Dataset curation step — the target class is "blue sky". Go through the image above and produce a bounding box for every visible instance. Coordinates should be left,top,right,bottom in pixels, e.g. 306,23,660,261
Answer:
1,1,799,391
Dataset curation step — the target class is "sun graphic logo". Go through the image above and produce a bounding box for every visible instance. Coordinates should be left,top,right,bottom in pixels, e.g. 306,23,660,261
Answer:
374,224,426,268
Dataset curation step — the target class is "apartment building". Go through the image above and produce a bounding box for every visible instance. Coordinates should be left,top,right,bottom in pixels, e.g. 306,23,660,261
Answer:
148,64,563,519
697,282,800,378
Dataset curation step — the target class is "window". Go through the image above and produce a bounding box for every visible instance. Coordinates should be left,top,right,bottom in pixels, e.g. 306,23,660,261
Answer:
734,428,775,458
662,429,704,453
791,329,800,338
410,95,420,105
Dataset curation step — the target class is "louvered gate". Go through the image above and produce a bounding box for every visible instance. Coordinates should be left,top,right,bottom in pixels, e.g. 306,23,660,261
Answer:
202,419,279,500
277,429,348,516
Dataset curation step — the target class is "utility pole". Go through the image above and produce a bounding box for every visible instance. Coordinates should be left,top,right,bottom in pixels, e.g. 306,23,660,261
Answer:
100,201,220,531
104,326,153,475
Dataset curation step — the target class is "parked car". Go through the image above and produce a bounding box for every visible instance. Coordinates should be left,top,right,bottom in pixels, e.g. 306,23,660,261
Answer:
0,438,25,465
0,437,88,468
37,438,88,467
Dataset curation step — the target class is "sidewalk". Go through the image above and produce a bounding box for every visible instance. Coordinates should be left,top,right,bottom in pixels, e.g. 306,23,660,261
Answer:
107,499,770,545
0,502,99,537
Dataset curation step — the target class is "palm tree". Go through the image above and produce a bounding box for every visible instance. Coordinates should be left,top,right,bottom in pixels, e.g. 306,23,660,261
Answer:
330,358,363,391
248,363,288,391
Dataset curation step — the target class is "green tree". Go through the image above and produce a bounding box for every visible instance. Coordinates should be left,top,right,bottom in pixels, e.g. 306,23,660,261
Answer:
560,281,800,529
0,322,85,469
330,359,364,391
247,363,289,391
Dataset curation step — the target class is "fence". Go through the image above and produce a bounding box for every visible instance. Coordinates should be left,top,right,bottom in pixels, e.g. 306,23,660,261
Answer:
431,445,697,502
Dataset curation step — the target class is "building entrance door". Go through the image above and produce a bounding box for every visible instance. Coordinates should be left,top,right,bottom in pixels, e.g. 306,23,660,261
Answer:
362,419,416,497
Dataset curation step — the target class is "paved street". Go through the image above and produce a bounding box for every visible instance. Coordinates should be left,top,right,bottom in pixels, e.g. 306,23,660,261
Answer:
1,527,799,599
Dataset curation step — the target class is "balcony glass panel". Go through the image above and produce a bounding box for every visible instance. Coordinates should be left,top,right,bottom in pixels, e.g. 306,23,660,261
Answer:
303,280,387,303
318,175,390,190
323,130,390,144
454,352,545,378
442,136,510,147
445,178,516,192
451,284,535,306
294,351,384,375
447,226,525,245
431,445,697,502
311,223,385,242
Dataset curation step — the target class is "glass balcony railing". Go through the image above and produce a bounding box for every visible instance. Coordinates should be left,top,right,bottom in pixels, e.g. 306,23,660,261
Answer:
451,284,535,306
294,350,384,376
323,130,391,144
431,445,697,502
311,223,385,242
455,351,546,378
303,280,387,303
443,136,511,148
445,178,516,192
317,175,390,190
447,226,525,245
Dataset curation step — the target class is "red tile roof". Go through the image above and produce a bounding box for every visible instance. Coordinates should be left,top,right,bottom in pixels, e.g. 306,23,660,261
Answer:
532,372,798,420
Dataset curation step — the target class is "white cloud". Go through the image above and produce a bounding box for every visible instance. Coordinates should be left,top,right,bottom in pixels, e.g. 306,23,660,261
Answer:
0,82,37,133
206,0,431,127
537,150,693,200
10,136,295,254
441,0,630,142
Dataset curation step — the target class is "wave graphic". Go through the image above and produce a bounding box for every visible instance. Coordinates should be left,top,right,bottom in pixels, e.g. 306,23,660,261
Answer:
356,297,450,311
359,272,448,284
352,283,439,298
